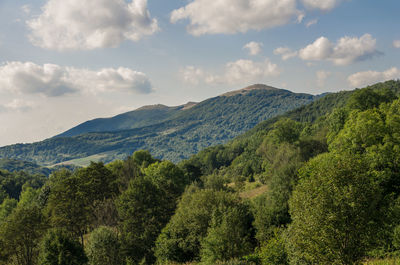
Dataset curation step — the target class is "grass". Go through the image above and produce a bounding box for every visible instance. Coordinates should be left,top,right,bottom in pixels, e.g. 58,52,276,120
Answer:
364,257,400,265
49,152,114,167
240,183,268,199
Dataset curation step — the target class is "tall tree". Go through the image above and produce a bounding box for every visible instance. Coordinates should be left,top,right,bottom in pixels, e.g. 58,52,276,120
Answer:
0,204,46,265
287,153,384,264
38,229,87,265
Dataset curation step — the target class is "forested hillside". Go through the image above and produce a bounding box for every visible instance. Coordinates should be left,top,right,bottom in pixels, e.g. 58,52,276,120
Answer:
0,85,317,165
57,104,186,137
2,80,400,265
0,158,51,176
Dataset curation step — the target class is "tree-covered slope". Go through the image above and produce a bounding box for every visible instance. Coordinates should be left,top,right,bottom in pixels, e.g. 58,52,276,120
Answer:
0,158,51,176
0,84,317,165
57,104,187,137
180,80,400,179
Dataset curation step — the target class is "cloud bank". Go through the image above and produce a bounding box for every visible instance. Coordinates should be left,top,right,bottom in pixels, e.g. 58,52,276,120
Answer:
347,67,400,88
298,34,380,65
180,58,280,86
170,0,302,36
274,47,298,60
27,0,159,51
0,62,153,97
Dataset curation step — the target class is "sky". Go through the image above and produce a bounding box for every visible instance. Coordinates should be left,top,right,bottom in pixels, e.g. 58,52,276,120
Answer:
0,0,399,146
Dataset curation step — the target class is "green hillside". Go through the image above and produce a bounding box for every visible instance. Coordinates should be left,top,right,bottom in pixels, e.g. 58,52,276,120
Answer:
2,81,400,265
0,84,317,165
182,80,400,180
57,104,187,137
0,158,51,176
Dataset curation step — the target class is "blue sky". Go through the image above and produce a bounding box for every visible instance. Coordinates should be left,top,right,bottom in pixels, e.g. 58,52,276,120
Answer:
0,0,399,146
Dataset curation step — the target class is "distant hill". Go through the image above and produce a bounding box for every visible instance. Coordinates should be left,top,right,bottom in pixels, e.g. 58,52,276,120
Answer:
0,84,318,166
57,104,189,137
0,158,51,176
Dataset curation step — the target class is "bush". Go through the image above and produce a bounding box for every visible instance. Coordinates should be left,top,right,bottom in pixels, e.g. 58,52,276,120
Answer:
39,229,87,265
86,227,122,265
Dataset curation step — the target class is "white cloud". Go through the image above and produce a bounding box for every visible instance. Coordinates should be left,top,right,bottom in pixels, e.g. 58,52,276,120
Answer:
179,66,205,85
223,59,281,84
274,47,298,60
170,0,302,36
301,0,341,11
180,58,281,86
27,0,159,51
0,61,153,97
299,34,380,65
316,70,330,88
305,18,318,28
21,5,31,14
393,40,400,48
347,67,400,88
243,42,263,56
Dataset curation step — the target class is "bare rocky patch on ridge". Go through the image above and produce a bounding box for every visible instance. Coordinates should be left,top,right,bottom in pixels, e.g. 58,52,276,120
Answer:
221,84,279,97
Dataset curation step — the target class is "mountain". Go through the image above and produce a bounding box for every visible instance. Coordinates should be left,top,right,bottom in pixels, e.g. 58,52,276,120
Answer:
0,84,318,166
57,104,190,137
182,80,400,180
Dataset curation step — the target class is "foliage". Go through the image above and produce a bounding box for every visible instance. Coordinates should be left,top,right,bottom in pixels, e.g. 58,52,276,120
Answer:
38,229,87,265
117,161,186,264
287,153,384,264
200,204,254,264
0,204,46,265
0,158,51,176
258,230,288,265
85,226,122,265
0,169,46,202
155,187,254,264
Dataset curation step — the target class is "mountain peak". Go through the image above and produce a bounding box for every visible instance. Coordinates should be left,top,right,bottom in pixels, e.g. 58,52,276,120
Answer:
221,84,279,97
182,101,198,110
136,104,170,111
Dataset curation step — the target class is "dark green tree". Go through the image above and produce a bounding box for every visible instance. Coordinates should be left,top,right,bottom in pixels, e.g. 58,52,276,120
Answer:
117,161,186,264
155,187,254,264
38,229,87,265
200,204,254,264
0,204,46,265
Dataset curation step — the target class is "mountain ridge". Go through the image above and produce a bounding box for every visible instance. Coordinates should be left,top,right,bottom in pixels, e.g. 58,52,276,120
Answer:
0,84,318,165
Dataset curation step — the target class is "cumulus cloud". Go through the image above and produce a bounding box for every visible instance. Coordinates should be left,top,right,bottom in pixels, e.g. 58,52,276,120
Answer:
0,61,153,97
179,66,205,85
301,0,342,11
393,40,400,49
316,70,330,88
27,0,159,51
170,0,302,36
274,47,298,60
299,34,380,65
347,67,400,88
243,42,263,55
180,58,281,85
